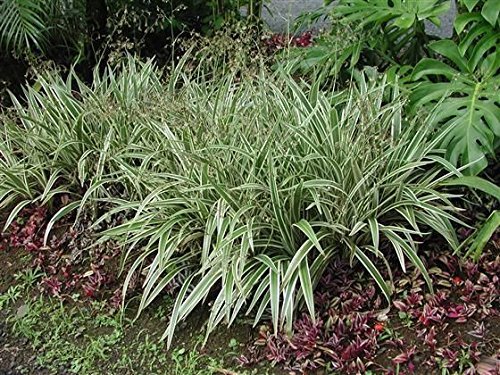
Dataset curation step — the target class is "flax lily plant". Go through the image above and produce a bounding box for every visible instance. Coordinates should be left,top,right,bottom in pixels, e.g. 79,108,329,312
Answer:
1,58,464,346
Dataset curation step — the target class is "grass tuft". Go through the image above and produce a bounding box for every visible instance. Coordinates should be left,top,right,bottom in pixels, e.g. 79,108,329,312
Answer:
0,57,464,345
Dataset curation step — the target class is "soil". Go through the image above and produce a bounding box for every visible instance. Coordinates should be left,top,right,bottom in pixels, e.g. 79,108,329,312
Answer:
0,247,283,375
0,329,50,375
0,249,44,374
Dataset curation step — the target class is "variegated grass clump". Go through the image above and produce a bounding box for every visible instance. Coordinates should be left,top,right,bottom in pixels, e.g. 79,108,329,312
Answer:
0,58,463,346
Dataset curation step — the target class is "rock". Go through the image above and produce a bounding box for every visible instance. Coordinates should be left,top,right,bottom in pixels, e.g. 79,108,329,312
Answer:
15,305,28,319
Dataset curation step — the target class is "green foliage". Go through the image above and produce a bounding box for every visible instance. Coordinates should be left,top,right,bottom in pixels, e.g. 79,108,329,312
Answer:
0,0,266,63
0,268,258,374
7,296,135,373
328,0,450,28
92,66,460,345
0,0,86,57
1,57,464,346
441,176,500,201
411,0,499,175
0,285,23,310
330,0,450,64
283,19,370,78
460,0,499,27
289,0,498,175
0,58,165,238
463,210,499,261
0,0,48,54
443,175,500,261
287,0,450,78
171,346,225,375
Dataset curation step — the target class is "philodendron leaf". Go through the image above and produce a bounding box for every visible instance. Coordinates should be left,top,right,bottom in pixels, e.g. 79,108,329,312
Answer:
481,0,500,27
334,0,450,31
394,13,415,29
412,78,499,175
418,1,451,19
412,58,458,79
411,35,500,175
459,0,500,28
466,211,500,261
436,94,497,175
462,0,481,12
428,40,469,72
454,12,482,34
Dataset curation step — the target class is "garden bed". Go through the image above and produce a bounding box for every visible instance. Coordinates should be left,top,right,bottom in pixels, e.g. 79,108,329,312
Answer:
1,1,499,374
1,206,499,374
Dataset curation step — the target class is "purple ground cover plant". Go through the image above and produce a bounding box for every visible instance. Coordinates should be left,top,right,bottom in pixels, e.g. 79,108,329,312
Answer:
2,205,499,374
1,205,123,306
240,241,499,374
264,32,313,51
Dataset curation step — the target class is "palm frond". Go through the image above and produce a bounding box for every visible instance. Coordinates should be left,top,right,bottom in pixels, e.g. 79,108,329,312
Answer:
0,0,48,53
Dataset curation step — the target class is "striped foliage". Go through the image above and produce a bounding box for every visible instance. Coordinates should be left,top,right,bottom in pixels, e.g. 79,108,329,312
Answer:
0,59,464,345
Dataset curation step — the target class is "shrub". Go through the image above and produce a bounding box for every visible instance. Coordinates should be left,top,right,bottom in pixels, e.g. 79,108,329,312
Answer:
286,0,499,176
284,0,451,78
96,67,463,346
0,0,85,57
0,0,50,54
1,58,464,346
411,0,499,175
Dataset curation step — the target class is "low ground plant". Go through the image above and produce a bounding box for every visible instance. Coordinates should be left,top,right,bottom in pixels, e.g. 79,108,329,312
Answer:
0,263,260,374
0,58,469,345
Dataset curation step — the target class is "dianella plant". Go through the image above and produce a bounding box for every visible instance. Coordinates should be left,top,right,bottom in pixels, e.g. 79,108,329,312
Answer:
90,66,464,345
0,58,468,345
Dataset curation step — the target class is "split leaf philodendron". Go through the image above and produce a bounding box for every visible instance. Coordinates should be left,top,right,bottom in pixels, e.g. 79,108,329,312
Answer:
411,0,499,175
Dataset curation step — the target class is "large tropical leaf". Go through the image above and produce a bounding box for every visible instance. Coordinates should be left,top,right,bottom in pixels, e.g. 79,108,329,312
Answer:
330,0,450,28
411,8,500,175
331,0,451,64
285,0,451,78
460,0,500,27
